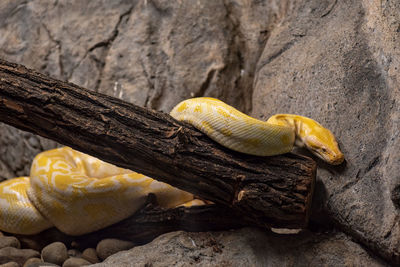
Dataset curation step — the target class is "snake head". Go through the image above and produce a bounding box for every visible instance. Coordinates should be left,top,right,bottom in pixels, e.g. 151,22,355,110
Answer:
303,130,344,165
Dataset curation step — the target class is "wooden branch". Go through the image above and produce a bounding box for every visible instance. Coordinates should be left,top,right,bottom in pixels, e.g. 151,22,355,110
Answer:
0,59,316,230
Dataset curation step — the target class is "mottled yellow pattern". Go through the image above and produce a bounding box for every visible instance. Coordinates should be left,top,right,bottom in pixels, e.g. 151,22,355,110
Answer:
171,98,295,156
0,177,52,234
266,114,344,164
176,102,188,112
171,98,343,163
0,97,343,236
193,105,202,113
26,147,194,235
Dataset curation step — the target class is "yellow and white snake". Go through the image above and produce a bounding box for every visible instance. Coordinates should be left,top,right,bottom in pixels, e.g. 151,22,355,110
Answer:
0,97,344,236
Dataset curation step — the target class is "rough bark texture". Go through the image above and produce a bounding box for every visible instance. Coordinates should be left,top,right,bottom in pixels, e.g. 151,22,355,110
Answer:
0,59,316,230
0,0,399,266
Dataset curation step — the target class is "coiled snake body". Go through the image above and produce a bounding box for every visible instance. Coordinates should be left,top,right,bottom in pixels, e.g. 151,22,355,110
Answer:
0,98,344,235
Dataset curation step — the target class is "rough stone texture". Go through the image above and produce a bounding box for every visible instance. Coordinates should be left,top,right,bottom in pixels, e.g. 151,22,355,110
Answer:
22,257,42,267
41,242,68,266
92,228,387,267
0,237,20,249
67,250,81,259
25,262,58,267
0,0,398,266
0,262,19,267
81,248,99,264
62,257,91,267
0,247,40,266
251,0,400,264
96,239,135,261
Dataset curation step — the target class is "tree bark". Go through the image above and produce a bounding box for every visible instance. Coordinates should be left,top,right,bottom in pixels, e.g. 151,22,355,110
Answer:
0,59,316,230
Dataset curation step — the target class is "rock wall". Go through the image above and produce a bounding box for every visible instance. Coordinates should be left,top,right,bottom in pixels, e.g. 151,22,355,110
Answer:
252,0,400,264
0,0,398,265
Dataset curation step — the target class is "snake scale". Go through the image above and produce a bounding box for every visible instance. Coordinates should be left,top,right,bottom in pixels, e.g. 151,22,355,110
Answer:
0,97,344,235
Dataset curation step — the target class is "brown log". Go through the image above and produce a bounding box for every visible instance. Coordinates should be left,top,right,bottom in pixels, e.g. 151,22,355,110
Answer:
0,58,316,230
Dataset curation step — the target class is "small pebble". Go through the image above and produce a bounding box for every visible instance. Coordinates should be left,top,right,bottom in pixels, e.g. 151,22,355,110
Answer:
23,257,42,267
0,262,19,267
1,262,19,267
66,250,81,258
62,257,91,267
0,247,40,266
24,262,59,267
41,242,68,266
81,248,99,264
96,239,135,260
17,237,44,252
0,237,20,249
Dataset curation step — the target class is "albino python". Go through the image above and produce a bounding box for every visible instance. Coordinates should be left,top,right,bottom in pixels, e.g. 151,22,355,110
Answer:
0,97,344,236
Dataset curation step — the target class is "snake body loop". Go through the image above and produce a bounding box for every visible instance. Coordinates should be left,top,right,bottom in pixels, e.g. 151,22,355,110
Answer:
170,98,296,156
0,97,344,235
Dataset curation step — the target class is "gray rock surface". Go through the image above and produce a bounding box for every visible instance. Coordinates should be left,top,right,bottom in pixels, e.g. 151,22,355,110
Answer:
66,250,81,259
0,262,19,267
41,242,68,266
93,228,387,267
0,237,20,249
25,262,58,267
95,239,135,261
81,248,99,264
0,0,398,266
62,257,91,267
251,0,400,263
0,247,40,266
22,258,43,267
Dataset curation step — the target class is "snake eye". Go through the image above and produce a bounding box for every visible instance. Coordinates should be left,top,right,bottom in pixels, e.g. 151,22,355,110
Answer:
321,147,327,153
